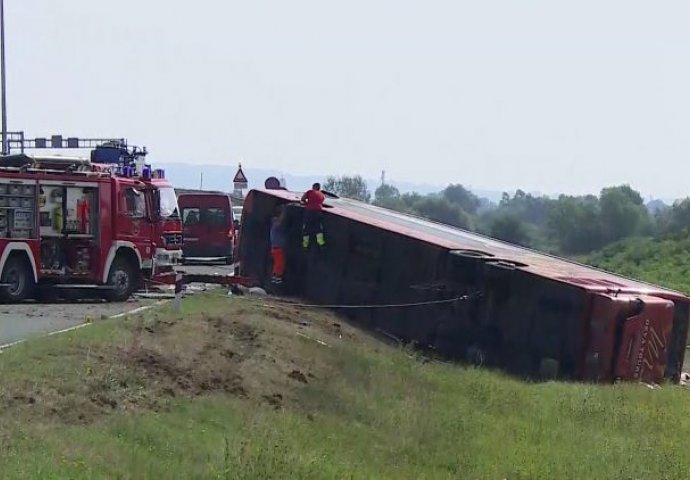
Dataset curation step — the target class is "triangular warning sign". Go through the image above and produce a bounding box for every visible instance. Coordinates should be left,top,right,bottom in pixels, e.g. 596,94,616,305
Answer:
233,164,248,184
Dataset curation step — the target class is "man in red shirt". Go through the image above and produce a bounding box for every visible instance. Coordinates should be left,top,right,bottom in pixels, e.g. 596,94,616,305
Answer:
301,182,326,249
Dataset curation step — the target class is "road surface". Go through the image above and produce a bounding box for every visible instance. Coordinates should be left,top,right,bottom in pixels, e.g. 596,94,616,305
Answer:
0,299,158,348
0,264,234,348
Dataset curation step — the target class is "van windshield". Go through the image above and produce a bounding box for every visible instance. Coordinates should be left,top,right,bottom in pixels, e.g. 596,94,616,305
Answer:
159,187,180,218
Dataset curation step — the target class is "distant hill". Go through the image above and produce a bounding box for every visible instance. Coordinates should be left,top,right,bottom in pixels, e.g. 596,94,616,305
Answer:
159,162,506,201
160,162,680,208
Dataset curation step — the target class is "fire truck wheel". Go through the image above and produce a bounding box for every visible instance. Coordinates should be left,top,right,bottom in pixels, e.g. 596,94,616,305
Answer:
105,257,137,302
0,255,35,303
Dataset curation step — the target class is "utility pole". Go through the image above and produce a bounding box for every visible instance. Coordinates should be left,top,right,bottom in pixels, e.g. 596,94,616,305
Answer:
200,172,203,189
1,0,7,155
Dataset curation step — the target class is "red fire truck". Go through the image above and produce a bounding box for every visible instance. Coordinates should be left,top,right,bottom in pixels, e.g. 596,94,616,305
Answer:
0,139,182,302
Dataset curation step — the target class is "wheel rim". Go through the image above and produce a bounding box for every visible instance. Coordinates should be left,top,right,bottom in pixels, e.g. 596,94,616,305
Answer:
113,269,130,294
5,268,24,296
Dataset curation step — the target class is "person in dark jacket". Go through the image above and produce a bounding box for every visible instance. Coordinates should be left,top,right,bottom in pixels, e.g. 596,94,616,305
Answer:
300,182,325,249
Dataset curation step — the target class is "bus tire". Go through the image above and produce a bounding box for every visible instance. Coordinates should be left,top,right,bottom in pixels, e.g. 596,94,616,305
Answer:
105,256,137,302
0,255,35,303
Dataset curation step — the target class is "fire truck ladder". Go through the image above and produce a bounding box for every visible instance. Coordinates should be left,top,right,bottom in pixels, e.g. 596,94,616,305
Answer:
4,131,128,154
2,132,149,172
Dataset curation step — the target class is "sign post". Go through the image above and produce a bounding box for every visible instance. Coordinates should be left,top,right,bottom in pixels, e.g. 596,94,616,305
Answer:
1,0,8,155
173,272,183,313
233,163,248,198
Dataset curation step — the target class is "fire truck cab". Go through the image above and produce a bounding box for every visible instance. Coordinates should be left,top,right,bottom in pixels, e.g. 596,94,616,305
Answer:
0,143,182,302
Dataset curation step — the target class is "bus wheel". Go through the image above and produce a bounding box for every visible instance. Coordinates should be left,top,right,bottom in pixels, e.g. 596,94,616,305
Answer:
0,256,34,303
105,257,136,302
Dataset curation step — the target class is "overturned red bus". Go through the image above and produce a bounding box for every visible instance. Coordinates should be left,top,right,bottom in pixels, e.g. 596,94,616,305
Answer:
238,187,690,385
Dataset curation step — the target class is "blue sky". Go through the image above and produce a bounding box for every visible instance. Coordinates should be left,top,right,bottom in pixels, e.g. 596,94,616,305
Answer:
6,1,690,198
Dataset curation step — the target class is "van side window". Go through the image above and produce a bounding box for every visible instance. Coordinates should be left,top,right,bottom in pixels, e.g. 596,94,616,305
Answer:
123,188,145,218
183,208,200,226
203,207,227,227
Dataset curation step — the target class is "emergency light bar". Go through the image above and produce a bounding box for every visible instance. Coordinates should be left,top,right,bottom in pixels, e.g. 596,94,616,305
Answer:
113,163,165,181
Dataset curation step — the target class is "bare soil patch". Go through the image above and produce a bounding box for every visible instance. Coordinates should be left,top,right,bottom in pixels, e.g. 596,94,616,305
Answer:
0,296,368,425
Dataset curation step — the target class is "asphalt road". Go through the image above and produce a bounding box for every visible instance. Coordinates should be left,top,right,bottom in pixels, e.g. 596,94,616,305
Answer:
0,264,233,348
0,298,158,348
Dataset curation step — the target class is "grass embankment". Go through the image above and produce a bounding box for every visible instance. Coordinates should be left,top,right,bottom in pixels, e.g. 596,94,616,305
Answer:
1,292,690,479
586,234,690,294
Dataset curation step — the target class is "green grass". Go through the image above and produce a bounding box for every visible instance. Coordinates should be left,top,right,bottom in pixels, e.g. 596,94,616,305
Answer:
586,233,690,294
1,292,690,479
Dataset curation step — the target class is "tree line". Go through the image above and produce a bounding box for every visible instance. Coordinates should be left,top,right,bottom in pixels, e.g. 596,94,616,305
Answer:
323,175,689,256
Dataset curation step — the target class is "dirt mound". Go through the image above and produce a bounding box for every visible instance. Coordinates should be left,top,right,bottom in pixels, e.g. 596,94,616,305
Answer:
125,348,246,396
288,369,309,384
1,298,357,425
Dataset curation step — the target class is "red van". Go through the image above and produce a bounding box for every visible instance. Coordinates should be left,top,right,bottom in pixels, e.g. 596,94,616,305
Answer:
177,191,235,264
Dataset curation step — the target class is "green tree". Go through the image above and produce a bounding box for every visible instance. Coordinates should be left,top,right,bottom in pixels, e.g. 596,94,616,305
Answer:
401,192,424,211
489,214,531,246
323,175,371,202
375,183,399,201
497,189,552,226
413,197,471,229
373,183,405,210
657,198,690,234
442,184,481,214
598,185,649,243
547,195,604,253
